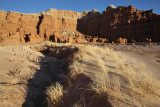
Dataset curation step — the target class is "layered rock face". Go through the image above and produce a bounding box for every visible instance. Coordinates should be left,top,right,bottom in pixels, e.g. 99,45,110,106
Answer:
0,9,88,44
0,11,42,44
78,5,160,42
0,5,160,45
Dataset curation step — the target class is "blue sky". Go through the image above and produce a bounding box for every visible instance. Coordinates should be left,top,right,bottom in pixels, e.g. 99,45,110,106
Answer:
0,0,159,14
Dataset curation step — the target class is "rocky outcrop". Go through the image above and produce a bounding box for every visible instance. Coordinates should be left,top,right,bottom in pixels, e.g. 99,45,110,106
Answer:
77,5,160,42
0,11,42,44
0,9,87,45
0,5,160,45
115,37,127,44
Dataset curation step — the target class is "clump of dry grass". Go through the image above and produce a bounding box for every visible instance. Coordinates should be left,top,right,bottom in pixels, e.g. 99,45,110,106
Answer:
73,48,84,61
88,75,108,95
46,82,63,106
45,41,52,46
68,59,83,77
93,46,106,54
139,63,146,72
96,57,108,76
118,61,126,71
89,74,121,95
134,73,159,95
119,61,159,96
105,47,111,55
112,52,119,62
82,45,109,57
67,46,85,77
80,45,109,76
83,45,94,56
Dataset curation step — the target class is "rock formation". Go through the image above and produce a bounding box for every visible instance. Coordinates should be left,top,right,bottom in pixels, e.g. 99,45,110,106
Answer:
0,5,160,45
78,5,160,42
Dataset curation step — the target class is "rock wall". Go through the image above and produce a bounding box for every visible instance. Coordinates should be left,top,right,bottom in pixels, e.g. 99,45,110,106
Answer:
0,9,87,44
77,5,160,42
0,5,160,45
0,11,42,44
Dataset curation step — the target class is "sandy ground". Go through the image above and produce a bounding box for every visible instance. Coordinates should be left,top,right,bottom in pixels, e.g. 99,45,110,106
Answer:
102,43,160,81
0,46,43,106
121,51,160,81
81,44,160,106
0,42,160,106
0,43,66,107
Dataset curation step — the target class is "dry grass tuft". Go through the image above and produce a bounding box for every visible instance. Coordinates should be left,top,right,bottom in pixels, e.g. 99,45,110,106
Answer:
68,47,84,77
96,58,108,76
69,59,83,77
139,63,146,72
105,47,111,55
94,46,106,54
112,52,119,62
84,45,94,56
45,41,52,46
118,61,126,71
88,75,108,95
46,82,63,105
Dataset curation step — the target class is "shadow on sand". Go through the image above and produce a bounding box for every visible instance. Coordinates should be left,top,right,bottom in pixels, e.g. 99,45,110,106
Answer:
22,46,112,107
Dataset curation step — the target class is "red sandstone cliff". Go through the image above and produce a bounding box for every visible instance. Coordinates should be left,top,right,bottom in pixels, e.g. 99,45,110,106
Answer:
0,9,88,45
78,5,160,42
0,5,160,45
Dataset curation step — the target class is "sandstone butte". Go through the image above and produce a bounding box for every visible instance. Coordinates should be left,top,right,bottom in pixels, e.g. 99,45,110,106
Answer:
0,5,160,45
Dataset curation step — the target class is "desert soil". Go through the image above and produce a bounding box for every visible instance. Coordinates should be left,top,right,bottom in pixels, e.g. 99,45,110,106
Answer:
0,42,160,106
105,43,160,81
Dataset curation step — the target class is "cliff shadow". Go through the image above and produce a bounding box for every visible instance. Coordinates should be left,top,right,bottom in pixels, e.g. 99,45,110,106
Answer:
22,45,78,107
76,13,102,38
22,45,112,107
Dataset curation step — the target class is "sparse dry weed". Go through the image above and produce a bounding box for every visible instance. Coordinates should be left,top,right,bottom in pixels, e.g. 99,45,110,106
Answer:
89,75,108,95
112,52,119,62
69,59,83,77
96,57,108,76
118,61,126,71
105,47,111,55
139,63,146,72
45,41,52,46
